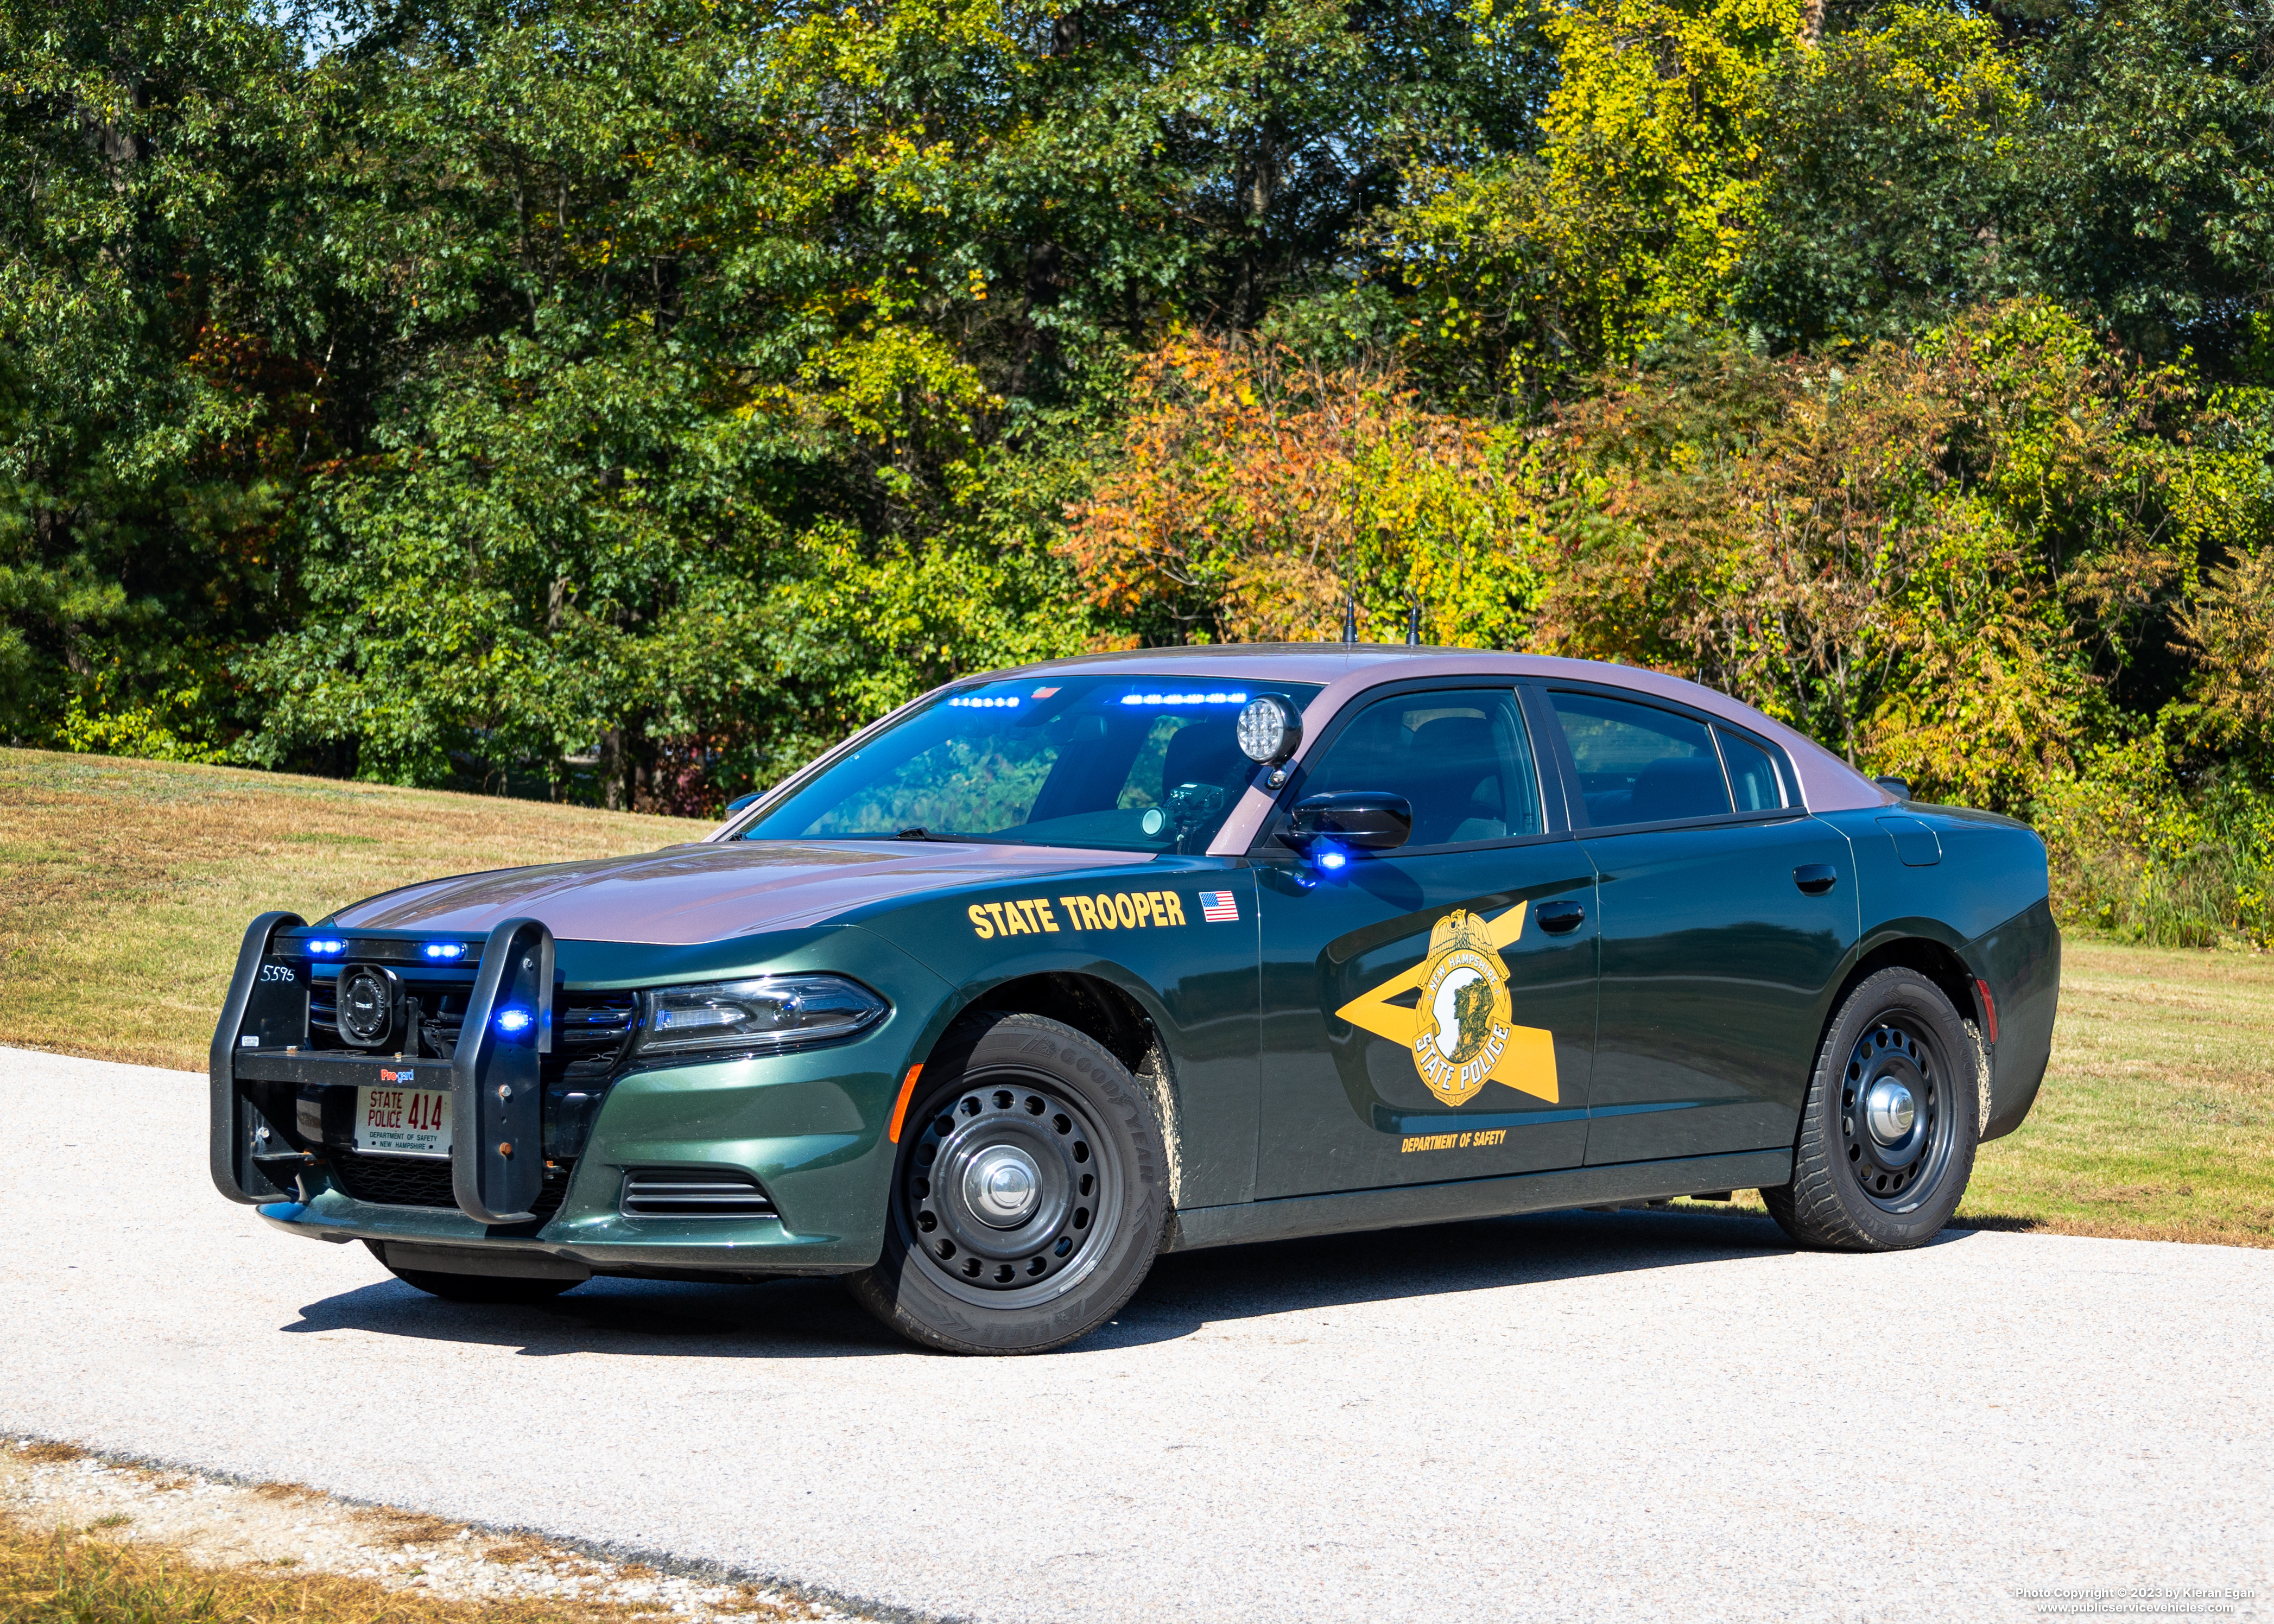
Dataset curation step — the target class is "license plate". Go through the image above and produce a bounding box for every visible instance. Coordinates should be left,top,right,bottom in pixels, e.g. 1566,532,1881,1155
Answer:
354,1082,451,1158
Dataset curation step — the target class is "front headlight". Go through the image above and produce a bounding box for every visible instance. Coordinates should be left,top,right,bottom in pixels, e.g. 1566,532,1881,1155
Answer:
632,975,888,1058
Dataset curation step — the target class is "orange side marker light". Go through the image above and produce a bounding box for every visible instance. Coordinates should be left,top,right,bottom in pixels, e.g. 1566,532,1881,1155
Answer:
888,1064,924,1143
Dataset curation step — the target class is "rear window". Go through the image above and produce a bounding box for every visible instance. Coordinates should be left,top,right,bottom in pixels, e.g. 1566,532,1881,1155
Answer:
1548,690,1733,827
1718,728,1787,811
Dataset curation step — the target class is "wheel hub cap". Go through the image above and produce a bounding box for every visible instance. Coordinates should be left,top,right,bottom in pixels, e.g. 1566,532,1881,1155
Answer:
965,1146,1041,1226
1864,1079,1916,1145
900,1078,1122,1304
1839,1019,1952,1211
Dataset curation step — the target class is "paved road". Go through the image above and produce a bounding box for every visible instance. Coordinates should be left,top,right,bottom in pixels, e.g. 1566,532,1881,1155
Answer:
3,1048,2269,1623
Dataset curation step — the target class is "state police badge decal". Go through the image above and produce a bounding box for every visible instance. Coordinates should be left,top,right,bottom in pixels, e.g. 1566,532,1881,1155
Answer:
1334,901,1561,1107
1411,910,1515,1107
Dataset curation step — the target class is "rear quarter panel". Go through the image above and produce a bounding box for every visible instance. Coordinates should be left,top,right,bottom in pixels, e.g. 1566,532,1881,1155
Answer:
1821,805,2057,1141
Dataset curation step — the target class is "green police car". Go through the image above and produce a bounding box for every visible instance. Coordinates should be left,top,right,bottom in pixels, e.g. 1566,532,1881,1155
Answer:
211,648,2058,1354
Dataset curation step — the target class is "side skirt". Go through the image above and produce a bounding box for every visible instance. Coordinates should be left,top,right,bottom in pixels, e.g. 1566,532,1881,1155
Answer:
1162,1149,1794,1253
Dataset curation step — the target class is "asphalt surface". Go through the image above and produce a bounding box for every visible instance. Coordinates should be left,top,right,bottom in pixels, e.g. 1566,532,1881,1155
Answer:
3,1047,2269,1624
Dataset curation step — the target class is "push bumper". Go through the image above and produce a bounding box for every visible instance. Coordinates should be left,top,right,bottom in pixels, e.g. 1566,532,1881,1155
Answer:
255,1042,909,1277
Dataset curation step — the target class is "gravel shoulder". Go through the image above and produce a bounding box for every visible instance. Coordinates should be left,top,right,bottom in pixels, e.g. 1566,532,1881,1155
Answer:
3,1048,2269,1624
0,1440,858,1620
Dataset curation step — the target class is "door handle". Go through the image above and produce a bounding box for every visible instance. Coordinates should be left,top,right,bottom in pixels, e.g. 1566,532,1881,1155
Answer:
1536,900,1586,934
1793,864,1838,896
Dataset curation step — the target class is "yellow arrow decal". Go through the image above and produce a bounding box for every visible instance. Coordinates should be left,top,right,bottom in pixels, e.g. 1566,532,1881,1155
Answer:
1333,901,1560,1105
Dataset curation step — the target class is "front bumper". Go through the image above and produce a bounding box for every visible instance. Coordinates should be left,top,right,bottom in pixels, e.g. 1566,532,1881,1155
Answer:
218,917,960,1279
258,1046,897,1276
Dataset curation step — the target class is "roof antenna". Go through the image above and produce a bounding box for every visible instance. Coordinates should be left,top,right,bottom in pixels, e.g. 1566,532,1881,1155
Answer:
1405,602,1421,646
1341,597,1358,644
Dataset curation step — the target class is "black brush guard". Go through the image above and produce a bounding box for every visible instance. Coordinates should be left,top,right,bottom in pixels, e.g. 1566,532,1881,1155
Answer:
210,913,558,1225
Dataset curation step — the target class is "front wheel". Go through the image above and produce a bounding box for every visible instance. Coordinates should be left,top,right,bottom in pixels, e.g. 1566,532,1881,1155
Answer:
1763,967,1980,1251
848,1012,1168,1354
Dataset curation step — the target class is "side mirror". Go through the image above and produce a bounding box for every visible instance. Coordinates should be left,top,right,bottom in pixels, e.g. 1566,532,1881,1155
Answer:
1287,791,1414,854
1873,776,1914,803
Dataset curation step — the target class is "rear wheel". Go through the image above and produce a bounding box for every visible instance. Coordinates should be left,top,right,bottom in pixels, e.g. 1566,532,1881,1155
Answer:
1763,967,1980,1251
848,1012,1168,1354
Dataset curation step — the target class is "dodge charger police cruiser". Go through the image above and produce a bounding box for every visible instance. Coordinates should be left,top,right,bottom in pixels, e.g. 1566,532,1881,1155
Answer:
211,648,2058,1354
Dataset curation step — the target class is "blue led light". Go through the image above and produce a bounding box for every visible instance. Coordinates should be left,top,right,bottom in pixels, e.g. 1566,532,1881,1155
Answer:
307,938,346,956
495,1007,534,1035
422,942,465,960
1118,690,1248,707
947,695,1019,708
1316,848,1348,872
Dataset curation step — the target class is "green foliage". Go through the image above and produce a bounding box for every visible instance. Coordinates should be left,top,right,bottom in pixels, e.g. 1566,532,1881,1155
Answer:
2037,740,2274,949
1529,300,2193,814
1062,334,1551,645
1740,2,2037,348
0,0,2270,939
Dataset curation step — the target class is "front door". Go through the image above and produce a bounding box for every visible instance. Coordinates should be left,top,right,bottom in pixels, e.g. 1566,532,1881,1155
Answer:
1254,685,1599,1200
1531,684,1860,1166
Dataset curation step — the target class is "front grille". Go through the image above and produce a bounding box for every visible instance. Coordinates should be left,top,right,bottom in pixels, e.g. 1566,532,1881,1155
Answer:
619,1167,777,1220
331,1151,572,1219
308,977,635,1081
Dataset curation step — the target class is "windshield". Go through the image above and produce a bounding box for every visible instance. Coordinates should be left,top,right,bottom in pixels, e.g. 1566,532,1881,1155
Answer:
743,675,1321,853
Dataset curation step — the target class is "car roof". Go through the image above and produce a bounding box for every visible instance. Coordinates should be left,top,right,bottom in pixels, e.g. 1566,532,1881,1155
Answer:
981,645,1890,820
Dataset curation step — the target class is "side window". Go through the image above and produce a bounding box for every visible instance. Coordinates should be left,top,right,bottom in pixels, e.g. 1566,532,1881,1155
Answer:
1717,728,1787,811
1299,688,1543,846
1548,690,1733,827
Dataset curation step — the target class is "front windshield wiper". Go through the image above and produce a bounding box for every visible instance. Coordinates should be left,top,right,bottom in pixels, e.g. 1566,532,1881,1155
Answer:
895,827,933,840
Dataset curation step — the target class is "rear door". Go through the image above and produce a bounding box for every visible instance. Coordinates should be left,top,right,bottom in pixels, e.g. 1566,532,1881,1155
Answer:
1531,683,1859,1166
1253,683,1599,1200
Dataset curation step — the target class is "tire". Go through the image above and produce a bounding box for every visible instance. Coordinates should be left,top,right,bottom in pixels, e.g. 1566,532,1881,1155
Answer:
1763,967,1980,1251
847,1011,1169,1354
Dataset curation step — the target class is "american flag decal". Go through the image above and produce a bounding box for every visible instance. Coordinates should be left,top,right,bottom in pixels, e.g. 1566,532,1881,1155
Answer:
1198,890,1239,923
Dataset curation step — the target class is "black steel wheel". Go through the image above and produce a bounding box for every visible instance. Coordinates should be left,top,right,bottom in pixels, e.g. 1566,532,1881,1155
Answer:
1763,967,1980,1251
849,1011,1168,1354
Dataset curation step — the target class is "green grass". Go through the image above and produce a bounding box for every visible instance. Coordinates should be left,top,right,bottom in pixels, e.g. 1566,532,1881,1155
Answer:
0,750,705,1069
1960,936,2274,1246
3,748,2267,1247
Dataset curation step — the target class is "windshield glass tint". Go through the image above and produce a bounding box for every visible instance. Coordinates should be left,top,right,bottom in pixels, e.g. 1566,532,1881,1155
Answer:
745,676,1322,852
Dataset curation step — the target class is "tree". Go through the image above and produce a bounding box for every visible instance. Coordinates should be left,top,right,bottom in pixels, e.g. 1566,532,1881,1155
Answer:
1063,333,1550,646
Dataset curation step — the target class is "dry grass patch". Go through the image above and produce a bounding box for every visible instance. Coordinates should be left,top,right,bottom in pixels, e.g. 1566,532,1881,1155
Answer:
0,750,704,1069
0,1512,702,1624
354,1511,465,1550
478,1537,552,1567
15,1444,86,1466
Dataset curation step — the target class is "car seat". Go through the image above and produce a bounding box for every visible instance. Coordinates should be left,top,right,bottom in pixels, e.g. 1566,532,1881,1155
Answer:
1623,755,1729,824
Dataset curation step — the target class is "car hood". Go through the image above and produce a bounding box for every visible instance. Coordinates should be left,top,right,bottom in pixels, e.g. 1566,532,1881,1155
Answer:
329,840,1160,946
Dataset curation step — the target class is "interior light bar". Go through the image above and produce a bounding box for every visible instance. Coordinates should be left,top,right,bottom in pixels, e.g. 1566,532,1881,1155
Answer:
1119,692,1247,707
948,696,1021,708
